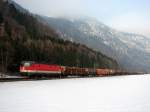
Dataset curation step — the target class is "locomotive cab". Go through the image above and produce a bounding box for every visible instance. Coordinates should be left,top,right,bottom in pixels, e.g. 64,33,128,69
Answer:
20,61,35,74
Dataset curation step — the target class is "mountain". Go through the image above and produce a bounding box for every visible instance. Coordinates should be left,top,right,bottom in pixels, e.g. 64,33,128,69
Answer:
37,16,150,72
0,0,118,72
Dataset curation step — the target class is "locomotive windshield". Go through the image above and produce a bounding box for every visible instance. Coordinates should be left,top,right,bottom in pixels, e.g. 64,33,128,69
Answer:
24,62,30,67
21,61,35,67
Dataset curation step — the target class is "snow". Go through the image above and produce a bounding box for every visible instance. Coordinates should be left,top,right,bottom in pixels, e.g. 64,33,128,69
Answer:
103,41,109,45
0,75,150,112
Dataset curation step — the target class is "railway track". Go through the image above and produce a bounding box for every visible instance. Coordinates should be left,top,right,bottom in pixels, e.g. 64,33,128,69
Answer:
0,73,144,82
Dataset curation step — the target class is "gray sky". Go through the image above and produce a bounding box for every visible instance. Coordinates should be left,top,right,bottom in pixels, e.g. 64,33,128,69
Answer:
13,0,150,37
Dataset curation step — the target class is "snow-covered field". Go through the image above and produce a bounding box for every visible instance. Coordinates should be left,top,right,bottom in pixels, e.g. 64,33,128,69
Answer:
0,75,150,112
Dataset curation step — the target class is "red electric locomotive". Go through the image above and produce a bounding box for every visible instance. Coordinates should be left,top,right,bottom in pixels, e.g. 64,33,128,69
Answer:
20,61,62,77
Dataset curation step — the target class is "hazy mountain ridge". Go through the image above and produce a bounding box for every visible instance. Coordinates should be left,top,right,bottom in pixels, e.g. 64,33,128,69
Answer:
38,16,150,72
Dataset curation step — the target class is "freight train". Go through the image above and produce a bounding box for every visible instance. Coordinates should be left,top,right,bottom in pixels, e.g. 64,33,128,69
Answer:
19,61,130,78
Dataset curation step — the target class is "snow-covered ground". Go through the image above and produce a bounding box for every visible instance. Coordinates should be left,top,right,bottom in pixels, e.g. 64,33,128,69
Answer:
0,75,150,112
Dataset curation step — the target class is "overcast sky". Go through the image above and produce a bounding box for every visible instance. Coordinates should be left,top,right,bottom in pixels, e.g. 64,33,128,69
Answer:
13,0,150,37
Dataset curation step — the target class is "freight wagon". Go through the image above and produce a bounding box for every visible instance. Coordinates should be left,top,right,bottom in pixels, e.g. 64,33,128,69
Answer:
96,69,115,76
63,67,89,76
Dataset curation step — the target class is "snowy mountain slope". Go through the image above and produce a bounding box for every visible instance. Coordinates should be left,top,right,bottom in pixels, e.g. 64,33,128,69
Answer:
37,16,150,72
